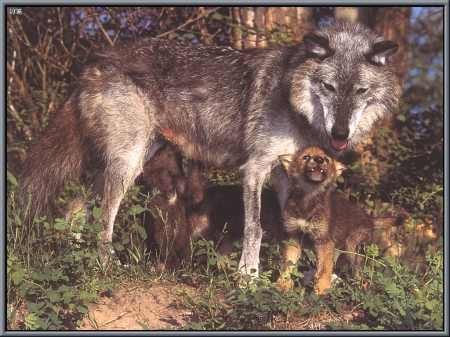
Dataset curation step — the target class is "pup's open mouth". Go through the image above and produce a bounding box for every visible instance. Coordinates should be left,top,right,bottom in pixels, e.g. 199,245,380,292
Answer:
331,139,348,150
305,166,326,182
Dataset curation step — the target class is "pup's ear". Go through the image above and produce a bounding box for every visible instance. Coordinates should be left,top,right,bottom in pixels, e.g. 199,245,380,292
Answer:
279,154,294,171
335,162,347,177
303,33,335,59
365,39,399,65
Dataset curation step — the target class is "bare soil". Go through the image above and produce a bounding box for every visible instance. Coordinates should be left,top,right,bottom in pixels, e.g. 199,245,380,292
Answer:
78,281,196,331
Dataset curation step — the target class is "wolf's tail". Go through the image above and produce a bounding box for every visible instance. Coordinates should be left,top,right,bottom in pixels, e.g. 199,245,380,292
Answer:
21,97,87,219
374,213,407,230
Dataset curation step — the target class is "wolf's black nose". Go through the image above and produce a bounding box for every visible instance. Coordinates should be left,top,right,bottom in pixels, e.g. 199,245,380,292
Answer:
331,126,349,141
314,157,324,164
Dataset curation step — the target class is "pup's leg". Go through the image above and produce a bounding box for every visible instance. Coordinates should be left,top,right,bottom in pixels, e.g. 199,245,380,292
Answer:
345,229,373,279
277,235,302,290
314,239,335,295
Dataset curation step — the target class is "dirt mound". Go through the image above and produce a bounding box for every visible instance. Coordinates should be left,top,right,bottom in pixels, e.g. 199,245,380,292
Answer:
78,281,196,330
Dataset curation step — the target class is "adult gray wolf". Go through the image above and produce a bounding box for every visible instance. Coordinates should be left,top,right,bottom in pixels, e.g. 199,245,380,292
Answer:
277,146,406,294
21,21,401,279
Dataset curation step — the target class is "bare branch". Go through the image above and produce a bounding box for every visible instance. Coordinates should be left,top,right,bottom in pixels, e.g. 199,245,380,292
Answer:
95,16,114,47
156,7,221,38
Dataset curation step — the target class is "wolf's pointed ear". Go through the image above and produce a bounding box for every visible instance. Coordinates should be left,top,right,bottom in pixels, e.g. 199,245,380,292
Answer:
365,40,399,65
279,154,294,171
303,33,335,59
335,162,347,178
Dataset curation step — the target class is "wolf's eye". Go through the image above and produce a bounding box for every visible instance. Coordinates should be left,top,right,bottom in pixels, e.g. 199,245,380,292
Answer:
356,88,368,95
322,82,335,92
303,155,310,160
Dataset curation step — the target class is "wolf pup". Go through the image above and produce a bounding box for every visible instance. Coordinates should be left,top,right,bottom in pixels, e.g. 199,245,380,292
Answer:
21,21,401,279
278,146,405,294
141,144,204,269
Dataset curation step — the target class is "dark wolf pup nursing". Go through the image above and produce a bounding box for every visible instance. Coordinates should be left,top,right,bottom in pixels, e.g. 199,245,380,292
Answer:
21,21,402,279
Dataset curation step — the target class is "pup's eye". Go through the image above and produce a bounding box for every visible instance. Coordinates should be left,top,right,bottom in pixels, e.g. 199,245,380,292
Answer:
303,155,310,160
322,82,335,92
356,88,368,95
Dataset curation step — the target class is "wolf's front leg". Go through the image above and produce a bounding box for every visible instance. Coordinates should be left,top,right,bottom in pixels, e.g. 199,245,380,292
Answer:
238,165,268,281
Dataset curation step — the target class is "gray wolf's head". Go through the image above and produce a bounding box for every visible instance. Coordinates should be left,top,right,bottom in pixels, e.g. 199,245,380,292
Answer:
290,21,402,154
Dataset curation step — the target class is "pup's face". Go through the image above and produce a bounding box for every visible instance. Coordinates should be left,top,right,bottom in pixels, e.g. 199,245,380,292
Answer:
279,146,346,188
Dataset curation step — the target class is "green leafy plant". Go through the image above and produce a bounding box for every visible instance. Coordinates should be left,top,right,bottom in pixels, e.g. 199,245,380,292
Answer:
326,242,443,330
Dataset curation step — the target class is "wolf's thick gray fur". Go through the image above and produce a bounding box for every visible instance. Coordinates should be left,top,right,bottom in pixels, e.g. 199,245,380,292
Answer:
21,21,401,277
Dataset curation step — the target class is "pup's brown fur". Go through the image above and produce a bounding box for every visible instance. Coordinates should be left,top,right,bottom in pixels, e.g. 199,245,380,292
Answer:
278,146,405,294
142,144,205,269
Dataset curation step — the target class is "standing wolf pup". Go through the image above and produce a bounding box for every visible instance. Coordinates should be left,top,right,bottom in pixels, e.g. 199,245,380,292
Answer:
278,146,405,294
21,21,401,279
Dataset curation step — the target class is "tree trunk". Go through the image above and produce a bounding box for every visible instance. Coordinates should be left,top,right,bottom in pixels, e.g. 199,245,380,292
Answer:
230,6,314,49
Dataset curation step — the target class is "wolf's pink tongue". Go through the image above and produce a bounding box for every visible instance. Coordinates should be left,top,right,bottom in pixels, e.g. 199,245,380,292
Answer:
331,139,348,150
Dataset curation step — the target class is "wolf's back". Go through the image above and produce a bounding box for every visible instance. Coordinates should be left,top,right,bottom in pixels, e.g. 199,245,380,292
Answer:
21,95,87,219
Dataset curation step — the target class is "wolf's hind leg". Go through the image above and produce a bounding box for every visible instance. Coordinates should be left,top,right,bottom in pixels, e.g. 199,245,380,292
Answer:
78,84,157,265
97,141,153,265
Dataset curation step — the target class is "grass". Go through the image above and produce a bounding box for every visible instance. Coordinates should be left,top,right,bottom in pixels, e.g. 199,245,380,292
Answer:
6,171,444,331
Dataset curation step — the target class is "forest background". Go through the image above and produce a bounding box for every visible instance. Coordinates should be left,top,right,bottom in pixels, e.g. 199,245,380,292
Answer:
5,6,444,331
